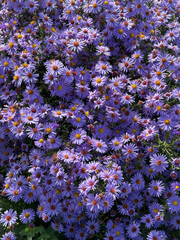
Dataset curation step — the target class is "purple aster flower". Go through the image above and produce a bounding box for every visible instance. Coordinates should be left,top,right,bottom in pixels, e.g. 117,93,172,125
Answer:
67,39,85,53
150,154,168,173
26,0,39,13
167,195,180,214
95,61,112,75
85,175,98,191
70,113,86,128
46,136,62,149
106,183,121,200
101,194,114,213
148,180,165,197
77,145,93,161
0,209,17,227
45,200,62,217
119,57,134,72
149,202,163,216
23,190,37,204
45,60,64,76
74,228,88,240
34,135,46,148
126,221,140,239
171,215,180,230
86,194,101,212
51,220,64,233
171,182,180,192
141,214,154,228
131,173,145,191
20,209,35,224
147,230,165,240
86,220,100,234
119,182,132,198
110,138,122,151
158,115,174,131
22,66,39,84
122,143,138,159
7,186,23,202
92,76,107,87
1,231,16,240
70,128,86,145
92,139,108,153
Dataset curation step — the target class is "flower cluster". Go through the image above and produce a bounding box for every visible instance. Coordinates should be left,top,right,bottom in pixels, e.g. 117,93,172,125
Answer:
0,0,179,239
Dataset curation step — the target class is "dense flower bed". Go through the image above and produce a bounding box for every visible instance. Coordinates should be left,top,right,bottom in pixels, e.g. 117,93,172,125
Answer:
0,0,180,239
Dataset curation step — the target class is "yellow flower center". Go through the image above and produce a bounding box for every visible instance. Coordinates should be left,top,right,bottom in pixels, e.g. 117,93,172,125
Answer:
154,208,158,213
9,42,14,48
9,173,13,178
75,134,81,139
118,29,123,34
71,106,76,111
76,117,81,122
39,139,44,143
105,95,110,100
56,189,61,194
56,111,61,115
58,85,63,90
164,119,170,125
132,84,137,89
17,34,22,39
156,106,162,111
46,128,51,133
39,206,43,211
99,128,104,133
96,78,102,83
25,213,30,218
4,62,9,67
155,80,161,86
114,141,119,146
173,201,178,206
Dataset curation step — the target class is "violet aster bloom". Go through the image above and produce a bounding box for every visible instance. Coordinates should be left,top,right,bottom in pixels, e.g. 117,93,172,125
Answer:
148,180,165,197
67,39,85,53
45,60,64,76
110,137,122,151
131,173,145,191
106,183,121,200
127,221,140,239
167,195,180,214
95,61,112,75
1,232,16,240
45,200,62,217
92,139,108,153
122,143,138,159
0,209,17,227
150,154,168,173
86,220,100,234
141,214,154,228
158,115,174,131
147,230,166,240
171,215,180,230
86,194,101,212
20,209,35,224
70,128,86,145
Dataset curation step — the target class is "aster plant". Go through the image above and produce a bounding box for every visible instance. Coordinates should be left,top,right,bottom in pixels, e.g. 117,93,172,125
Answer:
0,0,180,240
